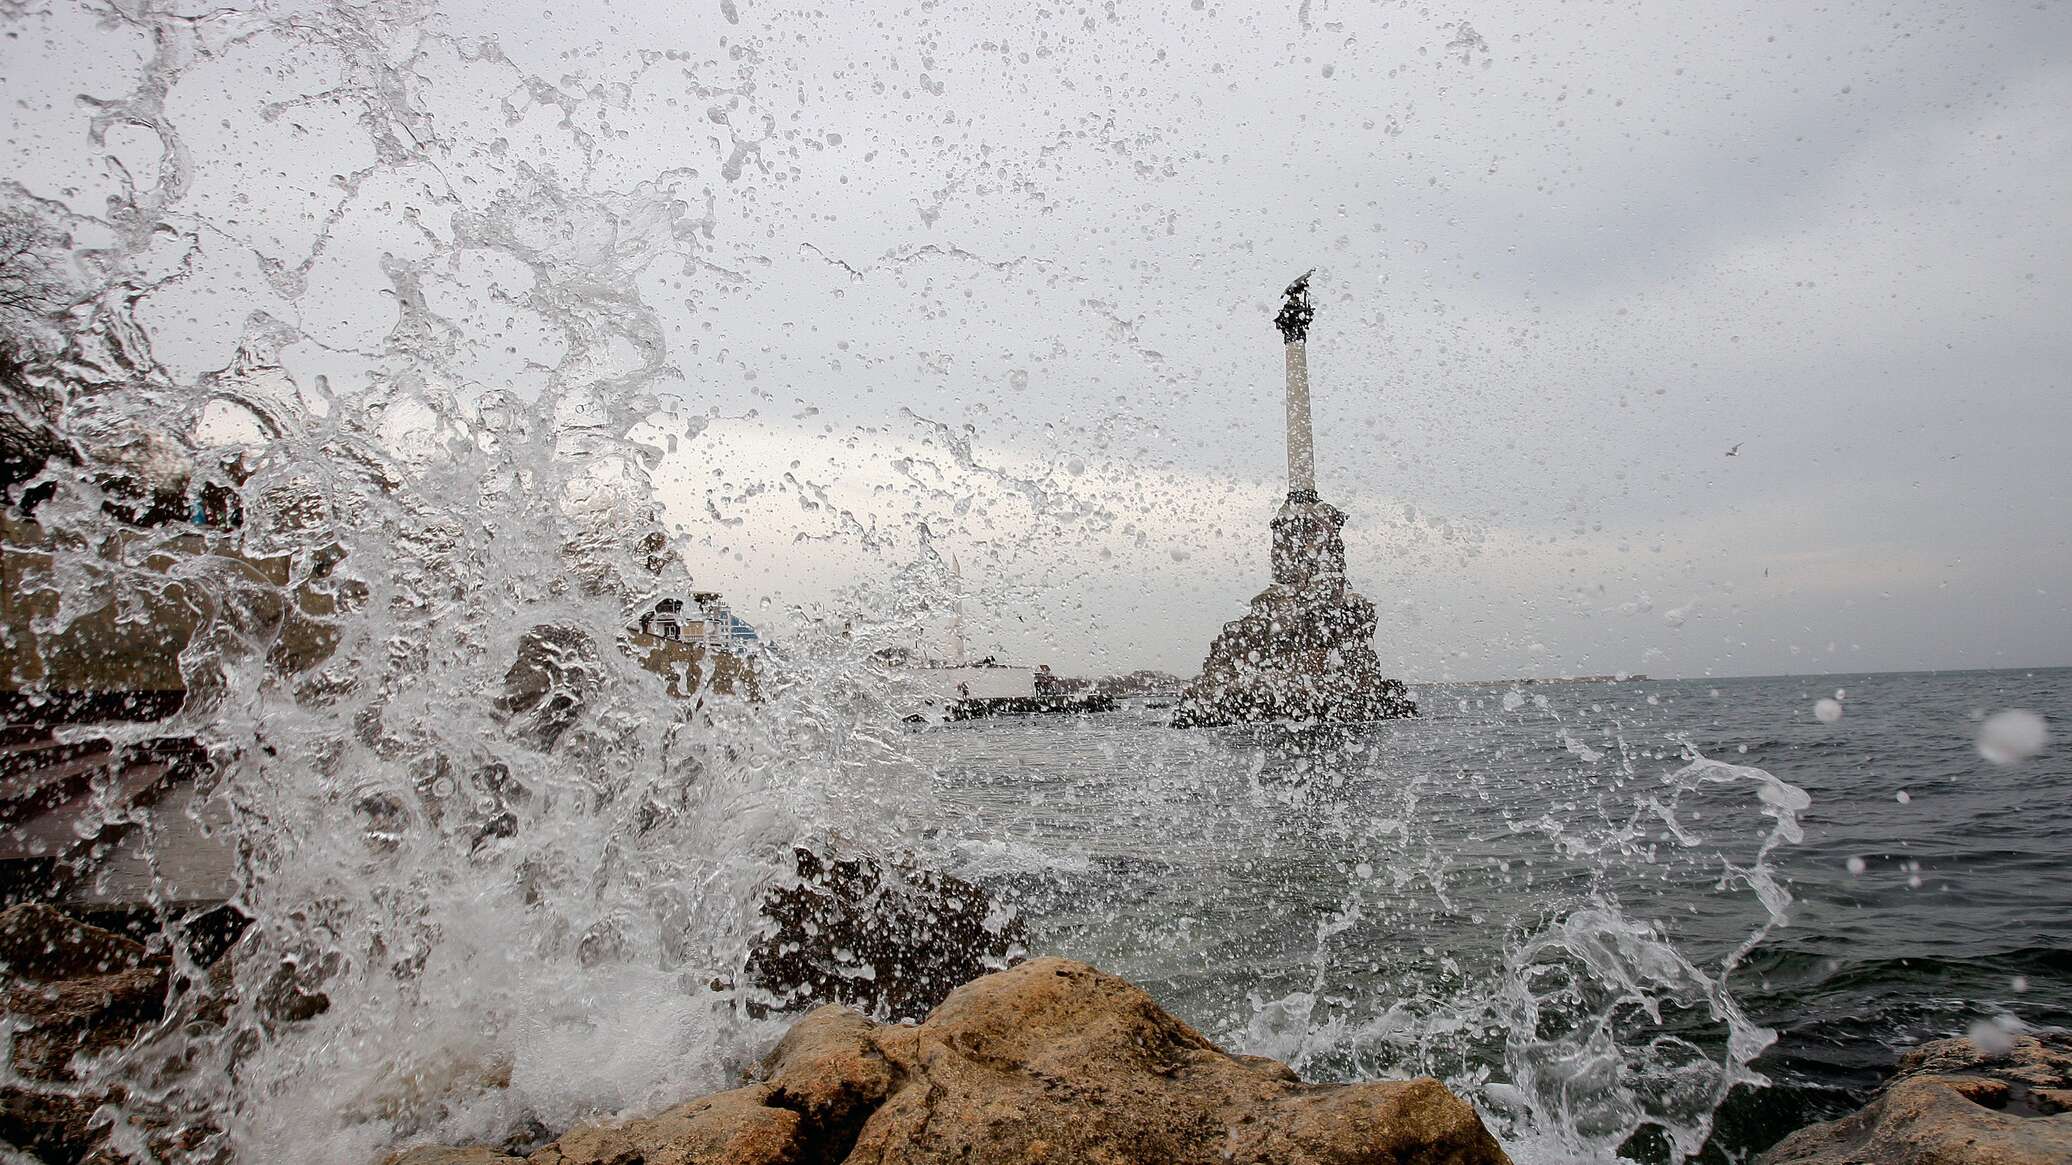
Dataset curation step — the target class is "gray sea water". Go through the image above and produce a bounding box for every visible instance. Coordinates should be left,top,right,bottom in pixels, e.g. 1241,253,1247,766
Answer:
906,667,2070,1161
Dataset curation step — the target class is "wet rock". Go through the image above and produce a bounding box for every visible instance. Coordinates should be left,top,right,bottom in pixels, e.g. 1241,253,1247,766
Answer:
743,846,1028,1022
405,957,1511,1165
0,1084,105,1165
1759,1031,2072,1165
381,1148,525,1165
499,625,603,749
0,903,152,981
0,906,168,1086
0,905,329,1164
525,1086,804,1165
4,964,169,1083
0,907,169,1164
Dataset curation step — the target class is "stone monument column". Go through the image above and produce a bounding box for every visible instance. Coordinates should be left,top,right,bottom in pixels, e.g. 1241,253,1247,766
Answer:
1277,270,1318,503
1285,339,1316,500
1172,269,1417,728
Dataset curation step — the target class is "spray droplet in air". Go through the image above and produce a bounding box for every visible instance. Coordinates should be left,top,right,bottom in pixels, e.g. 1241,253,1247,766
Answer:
1976,709,2048,764
1846,856,1867,876
1814,698,1843,723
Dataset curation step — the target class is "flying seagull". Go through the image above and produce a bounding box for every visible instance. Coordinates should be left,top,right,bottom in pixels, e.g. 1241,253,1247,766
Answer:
1725,442,1742,457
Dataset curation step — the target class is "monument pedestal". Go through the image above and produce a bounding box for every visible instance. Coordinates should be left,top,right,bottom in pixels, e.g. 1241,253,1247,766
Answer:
1173,493,1415,727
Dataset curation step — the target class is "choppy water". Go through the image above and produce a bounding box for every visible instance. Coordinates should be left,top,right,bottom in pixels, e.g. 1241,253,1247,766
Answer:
910,668,2071,1162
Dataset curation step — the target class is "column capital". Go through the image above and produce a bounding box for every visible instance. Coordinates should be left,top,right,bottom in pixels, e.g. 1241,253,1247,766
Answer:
1274,269,1315,342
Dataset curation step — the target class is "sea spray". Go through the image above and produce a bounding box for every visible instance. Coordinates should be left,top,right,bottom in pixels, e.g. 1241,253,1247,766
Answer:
2,4,1842,1164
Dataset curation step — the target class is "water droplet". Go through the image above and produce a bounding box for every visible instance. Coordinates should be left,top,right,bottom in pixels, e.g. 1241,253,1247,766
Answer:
1846,856,1867,876
1813,698,1843,724
1976,709,2048,764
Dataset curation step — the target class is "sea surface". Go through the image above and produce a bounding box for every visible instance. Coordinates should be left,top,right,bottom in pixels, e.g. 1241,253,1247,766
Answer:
904,667,2071,1162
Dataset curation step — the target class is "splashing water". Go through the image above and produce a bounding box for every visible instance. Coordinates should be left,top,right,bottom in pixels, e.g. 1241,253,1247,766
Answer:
0,5,1828,1164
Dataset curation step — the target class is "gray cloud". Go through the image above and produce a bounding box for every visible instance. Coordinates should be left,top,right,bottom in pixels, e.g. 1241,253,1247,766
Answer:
1,0,2065,678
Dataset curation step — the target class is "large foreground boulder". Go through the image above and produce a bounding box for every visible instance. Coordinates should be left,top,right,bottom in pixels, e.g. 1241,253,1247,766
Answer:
1759,1031,2072,1165
411,957,1512,1165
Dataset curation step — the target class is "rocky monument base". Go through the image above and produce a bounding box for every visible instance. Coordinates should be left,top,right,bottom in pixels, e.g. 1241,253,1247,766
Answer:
1173,494,1416,728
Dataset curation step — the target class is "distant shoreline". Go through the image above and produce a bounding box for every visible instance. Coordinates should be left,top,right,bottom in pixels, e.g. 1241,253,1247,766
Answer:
1406,662,2072,686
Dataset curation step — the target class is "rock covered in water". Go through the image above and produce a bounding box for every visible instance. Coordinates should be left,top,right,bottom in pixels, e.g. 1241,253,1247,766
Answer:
0,904,170,1162
406,957,1512,1165
381,1149,526,1165
0,904,167,1085
0,902,154,982
0,902,333,1163
743,846,1028,1022
1758,1031,2072,1165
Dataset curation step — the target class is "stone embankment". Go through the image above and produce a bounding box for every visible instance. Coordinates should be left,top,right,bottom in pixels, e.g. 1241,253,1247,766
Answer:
1759,1029,2071,1165
391,956,1512,1165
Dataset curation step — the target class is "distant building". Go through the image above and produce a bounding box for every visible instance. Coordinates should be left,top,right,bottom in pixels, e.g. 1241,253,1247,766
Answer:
694,591,761,652
640,597,689,640
637,592,760,652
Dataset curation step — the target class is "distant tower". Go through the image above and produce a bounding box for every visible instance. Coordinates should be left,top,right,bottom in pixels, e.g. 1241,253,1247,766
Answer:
1173,271,1416,728
951,554,967,666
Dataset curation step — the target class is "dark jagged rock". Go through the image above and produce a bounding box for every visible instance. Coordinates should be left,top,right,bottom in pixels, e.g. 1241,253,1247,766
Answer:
498,625,604,750
0,904,326,1164
402,957,1513,1165
0,1085,105,1165
0,905,168,1164
0,905,168,1086
1758,1031,2072,1165
743,846,1027,1022
0,903,153,980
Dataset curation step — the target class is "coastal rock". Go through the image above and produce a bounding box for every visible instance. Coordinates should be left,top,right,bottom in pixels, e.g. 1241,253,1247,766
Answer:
4,964,169,1083
0,905,167,1085
0,906,169,1164
527,1086,804,1165
743,846,1028,1022
0,905,332,1163
400,957,1511,1165
0,1085,105,1165
0,903,152,981
499,625,604,750
382,1149,526,1165
1758,1031,2072,1165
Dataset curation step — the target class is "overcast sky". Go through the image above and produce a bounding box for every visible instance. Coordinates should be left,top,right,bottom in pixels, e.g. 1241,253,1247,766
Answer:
4,0,2067,679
